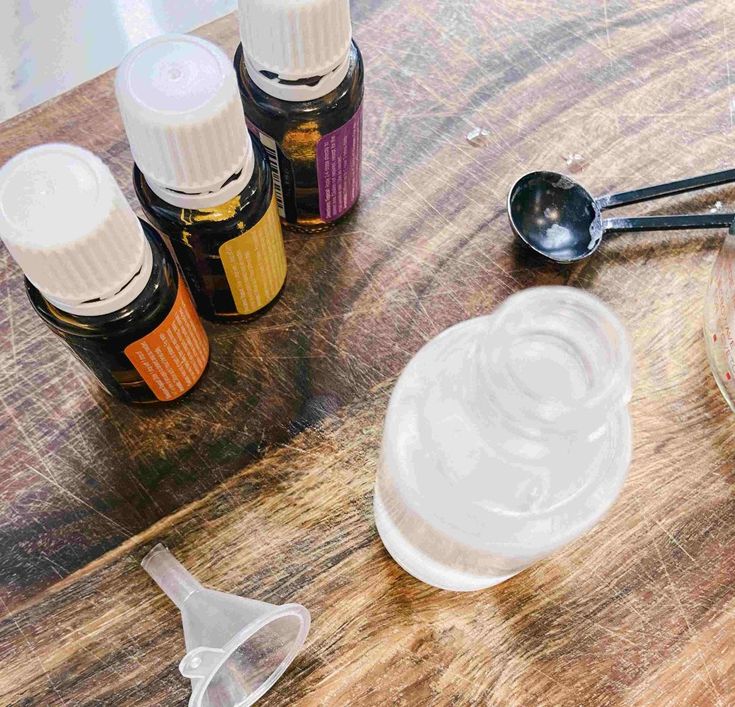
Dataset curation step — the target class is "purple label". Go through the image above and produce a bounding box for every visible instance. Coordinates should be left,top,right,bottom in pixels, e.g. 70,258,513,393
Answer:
316,106,363,222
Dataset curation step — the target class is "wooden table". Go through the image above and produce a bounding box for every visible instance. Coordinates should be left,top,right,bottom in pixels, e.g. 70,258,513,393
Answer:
2,1,735,704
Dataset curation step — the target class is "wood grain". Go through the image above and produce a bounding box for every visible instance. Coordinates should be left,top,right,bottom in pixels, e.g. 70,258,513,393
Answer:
2,0,735,704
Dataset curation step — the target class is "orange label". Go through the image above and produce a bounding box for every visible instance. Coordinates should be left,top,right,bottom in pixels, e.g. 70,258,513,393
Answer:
124,281,210,402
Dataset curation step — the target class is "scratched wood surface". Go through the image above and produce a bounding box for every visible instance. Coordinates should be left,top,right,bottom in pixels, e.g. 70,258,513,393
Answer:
2,0,735,704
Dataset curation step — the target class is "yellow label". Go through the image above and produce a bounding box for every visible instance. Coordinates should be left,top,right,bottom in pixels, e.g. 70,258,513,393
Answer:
218,195,287,315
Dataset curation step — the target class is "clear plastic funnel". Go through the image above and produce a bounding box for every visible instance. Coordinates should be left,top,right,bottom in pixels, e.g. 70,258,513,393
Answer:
142,544,310,707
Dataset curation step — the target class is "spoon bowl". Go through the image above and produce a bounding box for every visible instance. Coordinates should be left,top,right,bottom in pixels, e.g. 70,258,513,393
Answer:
507,171,603,263
508,168,735,264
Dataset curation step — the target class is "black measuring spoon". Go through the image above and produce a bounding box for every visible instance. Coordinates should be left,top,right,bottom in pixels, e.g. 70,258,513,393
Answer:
507,169,735,263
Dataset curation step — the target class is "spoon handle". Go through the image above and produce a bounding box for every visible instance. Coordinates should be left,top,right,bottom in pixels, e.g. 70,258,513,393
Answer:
603,213,735,233
597,169,735,210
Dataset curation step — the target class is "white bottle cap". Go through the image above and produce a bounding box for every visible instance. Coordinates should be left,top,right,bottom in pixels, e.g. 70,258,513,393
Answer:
0,143,151,315
239,0,353,101
116,34,254,208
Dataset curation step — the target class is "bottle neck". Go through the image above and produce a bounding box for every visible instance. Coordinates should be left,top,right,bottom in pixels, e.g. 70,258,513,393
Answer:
467,291,632,438
41,225,154,317
144,151,255,210
242,46,351,102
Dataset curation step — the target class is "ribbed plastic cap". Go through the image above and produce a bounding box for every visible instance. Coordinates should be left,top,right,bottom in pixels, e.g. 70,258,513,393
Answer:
0,144,147,304
116,34,253,195
239,0,352,82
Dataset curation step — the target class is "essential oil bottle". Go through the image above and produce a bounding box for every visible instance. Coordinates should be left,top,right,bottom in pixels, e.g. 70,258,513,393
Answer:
235,0,365,233
0,144,210,404
116,34,287,322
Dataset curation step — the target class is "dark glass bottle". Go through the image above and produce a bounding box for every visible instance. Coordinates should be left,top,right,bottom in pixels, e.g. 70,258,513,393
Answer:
134,141,284,323
0,144,210,405
235,42,364,233
28,223,206,404
117,34,288,323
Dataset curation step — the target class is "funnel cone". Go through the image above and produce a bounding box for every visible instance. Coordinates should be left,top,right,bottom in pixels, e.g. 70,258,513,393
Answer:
143,544,310,707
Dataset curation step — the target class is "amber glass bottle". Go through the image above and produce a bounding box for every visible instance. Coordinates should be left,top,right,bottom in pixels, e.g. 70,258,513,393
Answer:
235,0,365,233
117,34,287,323
28,222,202,404
0,144,209,404
132,141,280,322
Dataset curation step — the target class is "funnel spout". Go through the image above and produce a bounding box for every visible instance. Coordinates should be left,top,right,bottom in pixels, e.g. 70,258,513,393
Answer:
142,544,202,609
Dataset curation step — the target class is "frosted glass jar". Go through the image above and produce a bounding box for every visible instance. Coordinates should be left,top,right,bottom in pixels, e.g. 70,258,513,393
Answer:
374,287,633,591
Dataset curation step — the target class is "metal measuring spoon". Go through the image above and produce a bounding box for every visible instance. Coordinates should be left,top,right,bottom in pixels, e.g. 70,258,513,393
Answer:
507,169,735,263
